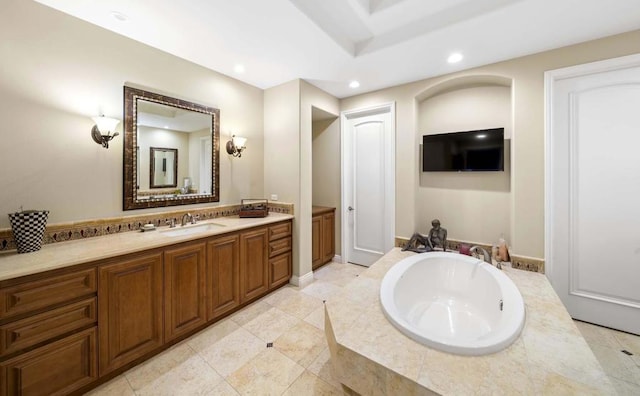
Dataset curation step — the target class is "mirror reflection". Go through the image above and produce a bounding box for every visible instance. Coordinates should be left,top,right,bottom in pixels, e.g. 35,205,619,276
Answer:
136,100,212,199
149,147,178,189
123,86,220,210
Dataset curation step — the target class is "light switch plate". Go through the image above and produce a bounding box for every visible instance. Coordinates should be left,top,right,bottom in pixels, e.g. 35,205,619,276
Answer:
270,194,278,201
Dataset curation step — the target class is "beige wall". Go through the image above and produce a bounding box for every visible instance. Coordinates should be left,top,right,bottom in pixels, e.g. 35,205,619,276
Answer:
417,85,512,244
4,0,640,263
312,118,341,254
263,80,301,275
341,30,640,259
264,80,340,280
0,0,264,228
299,81,340,276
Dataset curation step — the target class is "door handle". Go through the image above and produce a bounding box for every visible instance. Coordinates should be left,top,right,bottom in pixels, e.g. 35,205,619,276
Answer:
348,206,354,211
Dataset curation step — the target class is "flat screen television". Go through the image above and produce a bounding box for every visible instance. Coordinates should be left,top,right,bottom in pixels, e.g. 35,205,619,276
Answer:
422,128,504,172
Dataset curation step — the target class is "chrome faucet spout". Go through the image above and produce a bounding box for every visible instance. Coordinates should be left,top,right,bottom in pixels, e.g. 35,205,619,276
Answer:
470,246,497,267
181,213,193,226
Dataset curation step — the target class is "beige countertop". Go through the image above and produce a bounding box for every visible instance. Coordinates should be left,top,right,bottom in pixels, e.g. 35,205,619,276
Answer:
312,206,335,216
325,248,615,395
0,213,293,282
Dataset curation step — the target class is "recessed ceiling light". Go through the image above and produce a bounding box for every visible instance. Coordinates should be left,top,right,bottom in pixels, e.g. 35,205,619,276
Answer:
349,80,360,89
111,11,128,22
447,53,463,64
476,134,487,139
234,64,245,74
164,126,169,129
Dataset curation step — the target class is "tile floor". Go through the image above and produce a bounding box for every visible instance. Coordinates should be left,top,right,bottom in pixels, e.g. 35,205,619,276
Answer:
574,320,640,395
87,262,640,395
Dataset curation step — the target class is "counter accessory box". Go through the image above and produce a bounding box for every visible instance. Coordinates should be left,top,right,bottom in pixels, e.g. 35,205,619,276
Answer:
8,209,49,253
238,199,268,218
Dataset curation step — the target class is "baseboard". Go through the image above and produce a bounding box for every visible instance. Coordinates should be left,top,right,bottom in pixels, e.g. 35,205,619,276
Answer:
332,255,343,263
289,271,314,288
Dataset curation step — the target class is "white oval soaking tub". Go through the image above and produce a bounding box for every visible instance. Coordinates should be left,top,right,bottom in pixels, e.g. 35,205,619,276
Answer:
380,252,525,355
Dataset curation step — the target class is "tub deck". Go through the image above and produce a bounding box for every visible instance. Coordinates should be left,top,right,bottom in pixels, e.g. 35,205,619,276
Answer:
324,248,615,395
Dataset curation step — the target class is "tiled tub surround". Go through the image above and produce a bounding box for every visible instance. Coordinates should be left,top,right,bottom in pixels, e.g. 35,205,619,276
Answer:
0,212,292,281
325,248,616,395
0,202,293,252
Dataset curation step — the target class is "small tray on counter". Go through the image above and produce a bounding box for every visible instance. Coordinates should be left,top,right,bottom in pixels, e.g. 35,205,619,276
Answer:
238,199,269,218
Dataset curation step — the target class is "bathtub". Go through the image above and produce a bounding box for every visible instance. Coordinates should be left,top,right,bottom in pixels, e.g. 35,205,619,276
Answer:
380,252,525,355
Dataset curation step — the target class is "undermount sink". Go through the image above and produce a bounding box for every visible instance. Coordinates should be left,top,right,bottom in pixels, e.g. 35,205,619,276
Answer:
160,222,226,237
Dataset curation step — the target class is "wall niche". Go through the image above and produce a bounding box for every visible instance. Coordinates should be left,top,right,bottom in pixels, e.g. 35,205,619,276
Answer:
415,76,513,245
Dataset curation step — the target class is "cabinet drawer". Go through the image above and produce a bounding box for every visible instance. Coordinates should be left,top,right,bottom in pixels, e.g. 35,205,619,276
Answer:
269,251,292,289
0,327,97,396
0,268,96,320
0,298,96,357
269,236,292,258
269,222,291,241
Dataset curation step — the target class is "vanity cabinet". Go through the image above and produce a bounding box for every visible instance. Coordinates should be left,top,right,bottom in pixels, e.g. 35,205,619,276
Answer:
0,217,292,394
164,242,207,342
269,222,292,288
207,234,240,320
98,251,164,376
0,267,98,396
312,207,335,270
240,228,269,302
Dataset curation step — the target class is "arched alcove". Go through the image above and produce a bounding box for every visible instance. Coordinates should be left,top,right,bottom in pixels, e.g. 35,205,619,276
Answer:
414,74,514,246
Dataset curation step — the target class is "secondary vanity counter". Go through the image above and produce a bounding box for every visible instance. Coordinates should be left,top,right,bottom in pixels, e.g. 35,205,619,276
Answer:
0,213,292,281
325,248,615,395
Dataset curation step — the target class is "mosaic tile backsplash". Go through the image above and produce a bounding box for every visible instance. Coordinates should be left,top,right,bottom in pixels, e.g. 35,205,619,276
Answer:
0,202,293,252
394,236,545,273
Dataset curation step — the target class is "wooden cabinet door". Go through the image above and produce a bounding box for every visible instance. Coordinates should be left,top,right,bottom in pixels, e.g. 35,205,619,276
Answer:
311,216,322,270
269,251,292,289
98,252,163,376
240,228,268,303
207,234,240,321
322,212,335,264
164,242,207,342
0,327,97,396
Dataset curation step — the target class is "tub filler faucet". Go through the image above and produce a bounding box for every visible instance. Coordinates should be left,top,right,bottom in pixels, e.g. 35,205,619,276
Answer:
471,246,501,269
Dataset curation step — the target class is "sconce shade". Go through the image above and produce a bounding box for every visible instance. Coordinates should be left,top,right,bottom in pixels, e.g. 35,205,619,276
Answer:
226,134,247,157
92,116,120,133
91,115,120,149
232,136,247,148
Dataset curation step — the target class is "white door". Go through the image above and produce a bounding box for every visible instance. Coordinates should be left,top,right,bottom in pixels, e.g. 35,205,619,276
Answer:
199,136,212,194
546,54,640,335
342,103,395,266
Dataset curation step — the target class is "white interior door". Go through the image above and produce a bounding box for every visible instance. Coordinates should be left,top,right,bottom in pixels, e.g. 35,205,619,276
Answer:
546,54,640,335
199,136,212,194
342,103,395,266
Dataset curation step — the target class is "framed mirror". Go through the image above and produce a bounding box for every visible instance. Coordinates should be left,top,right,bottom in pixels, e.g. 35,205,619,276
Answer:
123,86,220,210
150,147,178,188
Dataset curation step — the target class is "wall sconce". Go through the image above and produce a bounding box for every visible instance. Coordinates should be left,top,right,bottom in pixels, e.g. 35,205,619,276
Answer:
226,135,247,157
91,115,120,149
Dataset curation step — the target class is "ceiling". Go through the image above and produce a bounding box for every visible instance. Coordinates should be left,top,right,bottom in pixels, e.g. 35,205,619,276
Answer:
34,0,640,98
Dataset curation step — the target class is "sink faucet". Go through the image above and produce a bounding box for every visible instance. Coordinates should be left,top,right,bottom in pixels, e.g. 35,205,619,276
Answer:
470,246,501,269
181,213,193,226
